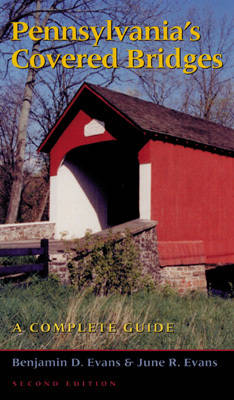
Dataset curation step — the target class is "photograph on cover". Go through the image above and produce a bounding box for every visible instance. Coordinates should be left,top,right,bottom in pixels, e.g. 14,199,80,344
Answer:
0,0,233,392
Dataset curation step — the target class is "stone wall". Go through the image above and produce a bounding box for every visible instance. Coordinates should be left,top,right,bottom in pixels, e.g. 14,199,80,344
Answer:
48,219,159,285
157,240,207,294
0,222,55,241
47,219,208,294
133,224,160,283
49,251,71,284
158,264,207,294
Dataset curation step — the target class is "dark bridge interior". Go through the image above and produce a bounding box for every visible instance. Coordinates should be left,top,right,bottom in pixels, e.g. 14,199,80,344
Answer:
206,265,234,297
66,141,139,229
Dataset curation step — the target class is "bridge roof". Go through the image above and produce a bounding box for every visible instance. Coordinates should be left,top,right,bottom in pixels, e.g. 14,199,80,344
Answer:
38,81,234,154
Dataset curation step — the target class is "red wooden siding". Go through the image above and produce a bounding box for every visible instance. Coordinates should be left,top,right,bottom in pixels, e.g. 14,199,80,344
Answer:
150,140,234,264
157,240,206,266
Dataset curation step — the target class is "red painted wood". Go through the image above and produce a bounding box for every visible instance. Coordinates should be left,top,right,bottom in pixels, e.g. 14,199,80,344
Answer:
38,82,140,153
150,141,234,264
138,141,151,163
157,241,206,266
50,109,115,176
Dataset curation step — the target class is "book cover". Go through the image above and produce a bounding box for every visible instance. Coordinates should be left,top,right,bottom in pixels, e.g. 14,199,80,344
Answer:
0,0,233,393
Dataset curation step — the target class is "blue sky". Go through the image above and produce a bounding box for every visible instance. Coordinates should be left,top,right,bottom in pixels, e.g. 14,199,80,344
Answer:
178,0,233,16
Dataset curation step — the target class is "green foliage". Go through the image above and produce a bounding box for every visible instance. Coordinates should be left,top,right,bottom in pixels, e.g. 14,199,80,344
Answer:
67,230,153,295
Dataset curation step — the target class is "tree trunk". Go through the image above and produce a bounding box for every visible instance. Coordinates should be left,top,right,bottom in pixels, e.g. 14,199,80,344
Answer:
5,1,41,223
36,187,49,221
5,68,36,223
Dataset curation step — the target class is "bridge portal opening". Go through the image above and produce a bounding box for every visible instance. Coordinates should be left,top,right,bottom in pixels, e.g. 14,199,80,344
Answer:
54,141,139,239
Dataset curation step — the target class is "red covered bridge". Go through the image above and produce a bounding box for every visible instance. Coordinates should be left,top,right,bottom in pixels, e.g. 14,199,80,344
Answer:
38,82,234,292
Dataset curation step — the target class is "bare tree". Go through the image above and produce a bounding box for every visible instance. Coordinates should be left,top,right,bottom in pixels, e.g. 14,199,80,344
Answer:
207,80,234,128
179,9,233,125
0,0,35,42
0,83,24,221
0,82,47,222
0,90,16,222
5,0,41,222
131,68,182,106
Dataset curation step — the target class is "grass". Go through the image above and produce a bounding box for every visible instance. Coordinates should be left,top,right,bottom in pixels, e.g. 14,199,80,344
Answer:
0,276,233,349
